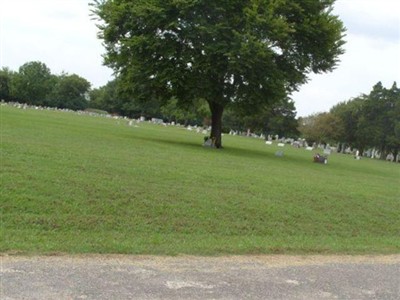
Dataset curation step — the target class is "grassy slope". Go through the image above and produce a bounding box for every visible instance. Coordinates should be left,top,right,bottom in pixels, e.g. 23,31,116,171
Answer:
1,105,399,255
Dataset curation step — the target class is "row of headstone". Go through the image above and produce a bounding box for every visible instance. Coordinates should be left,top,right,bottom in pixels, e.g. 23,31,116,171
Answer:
151,118,163,124
265,138,317,151
264,138,338,162
385,153,400,162
340,147,399,162
264,138,400,163
4,101,157,128
3,101,116,118
228,130,266,139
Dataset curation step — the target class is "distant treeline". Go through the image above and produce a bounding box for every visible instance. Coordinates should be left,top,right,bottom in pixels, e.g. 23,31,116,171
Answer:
298,82,400,160
0,61,91,111
1,61,398,159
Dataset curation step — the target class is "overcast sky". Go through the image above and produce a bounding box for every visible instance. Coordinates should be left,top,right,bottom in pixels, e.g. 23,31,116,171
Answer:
1,0,399,116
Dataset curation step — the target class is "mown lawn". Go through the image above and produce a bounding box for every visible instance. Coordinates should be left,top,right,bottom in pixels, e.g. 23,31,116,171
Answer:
1,104,399,255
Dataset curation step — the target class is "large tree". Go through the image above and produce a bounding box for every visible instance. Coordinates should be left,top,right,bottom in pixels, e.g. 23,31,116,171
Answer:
92,0,345,148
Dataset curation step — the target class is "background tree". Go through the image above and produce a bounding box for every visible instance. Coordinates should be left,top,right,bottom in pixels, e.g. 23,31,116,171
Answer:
89,78,162,118
13,61,52,105
298,114,319,145
49,74,91,110
0,73,9,100
298,112,344,146
329,81,399,158
330,96,364,152
89,79,125,114
88,86,105,109
92,0,345,148
263,98,299,138
224,97,298,137
356,82,400,158
161,97,209,126
386,82,400,159
0,67,17,101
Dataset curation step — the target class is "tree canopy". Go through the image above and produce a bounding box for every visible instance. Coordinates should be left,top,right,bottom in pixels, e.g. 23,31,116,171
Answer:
92,0,345,148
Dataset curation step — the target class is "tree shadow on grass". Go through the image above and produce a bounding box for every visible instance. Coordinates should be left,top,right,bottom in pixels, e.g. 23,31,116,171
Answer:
130,136,266,159
129,134,203,151
130,133,310,165
123,131,324,166
224,146,312,166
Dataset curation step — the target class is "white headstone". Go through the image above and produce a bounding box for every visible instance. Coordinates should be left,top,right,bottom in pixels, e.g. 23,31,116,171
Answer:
323,149,331,155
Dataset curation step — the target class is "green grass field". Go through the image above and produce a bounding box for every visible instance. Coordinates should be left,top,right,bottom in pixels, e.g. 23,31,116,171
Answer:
1,104,399,255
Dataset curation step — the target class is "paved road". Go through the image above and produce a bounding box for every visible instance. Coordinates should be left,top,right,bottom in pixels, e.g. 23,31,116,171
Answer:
1,255,399,299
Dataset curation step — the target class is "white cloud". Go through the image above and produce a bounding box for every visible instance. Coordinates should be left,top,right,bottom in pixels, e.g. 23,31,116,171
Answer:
335,0,399,42
0,0,112,87
292,0,400,116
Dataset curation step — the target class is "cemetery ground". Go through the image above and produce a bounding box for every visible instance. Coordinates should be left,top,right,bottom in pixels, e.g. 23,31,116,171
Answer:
1,105,399,255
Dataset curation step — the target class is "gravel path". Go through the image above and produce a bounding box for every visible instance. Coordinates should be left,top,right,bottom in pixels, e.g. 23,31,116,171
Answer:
1,254,399,299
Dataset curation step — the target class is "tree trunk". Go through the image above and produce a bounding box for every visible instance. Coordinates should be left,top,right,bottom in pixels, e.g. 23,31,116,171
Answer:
393,149,399,163
341,143,346,153
379,146,387,160
208,102,224,148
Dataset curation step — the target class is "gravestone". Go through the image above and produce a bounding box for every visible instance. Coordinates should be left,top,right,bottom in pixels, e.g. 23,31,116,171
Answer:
323,148,331,155
151,118,163,124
